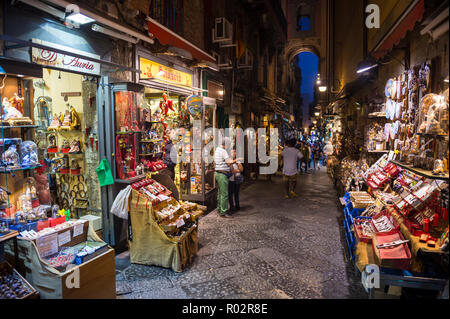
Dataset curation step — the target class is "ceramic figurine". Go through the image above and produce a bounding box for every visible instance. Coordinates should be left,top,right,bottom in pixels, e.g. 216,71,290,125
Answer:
20,141,39,167
48,113,61,130
9,93,25,115
61,109,72,127
1,97,23,120
1,145,20,169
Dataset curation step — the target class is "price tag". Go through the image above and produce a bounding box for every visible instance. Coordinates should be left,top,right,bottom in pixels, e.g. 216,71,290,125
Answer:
176,218,185,228
58,230,71,247
73,223,84,237
37,233,58,258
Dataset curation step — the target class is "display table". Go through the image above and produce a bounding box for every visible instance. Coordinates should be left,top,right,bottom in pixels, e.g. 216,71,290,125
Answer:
4,223,116,299
352,205,448,298
128,189,198,272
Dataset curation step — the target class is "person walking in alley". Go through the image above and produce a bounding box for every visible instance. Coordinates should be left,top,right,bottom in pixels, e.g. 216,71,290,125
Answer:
215,137,235,218
282,139,303,199
300,141,309,174
312,143,320,170
228,148,244,212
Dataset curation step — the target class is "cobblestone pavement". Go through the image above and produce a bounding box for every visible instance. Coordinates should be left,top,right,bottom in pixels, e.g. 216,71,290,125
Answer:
116,168,368,299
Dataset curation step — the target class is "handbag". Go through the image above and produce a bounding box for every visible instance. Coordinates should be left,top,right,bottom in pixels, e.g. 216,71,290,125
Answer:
234,173,244,184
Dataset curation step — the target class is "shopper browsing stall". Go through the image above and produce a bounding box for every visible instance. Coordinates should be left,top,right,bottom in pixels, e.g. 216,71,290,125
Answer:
214,138,234,218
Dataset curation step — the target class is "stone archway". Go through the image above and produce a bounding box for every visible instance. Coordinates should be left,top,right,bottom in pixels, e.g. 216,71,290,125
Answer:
284,39,322,64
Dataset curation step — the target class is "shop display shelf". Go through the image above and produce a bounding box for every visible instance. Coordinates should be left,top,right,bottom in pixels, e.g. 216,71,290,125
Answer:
367,150,390,153
115,174,147,184
8,221,37,233
416,133,448,139
390,160,449,180
343,218,356,261
140,139,163,143
115,130,144,135
0,125,39,130
368,112,387,118
0,230,18,243
0,165,42,174
139,152,163,156
57,152,84,155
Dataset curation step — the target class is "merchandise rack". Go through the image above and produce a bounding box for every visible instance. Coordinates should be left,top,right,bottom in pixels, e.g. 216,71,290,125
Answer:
390,160,449,180
341,189,449,298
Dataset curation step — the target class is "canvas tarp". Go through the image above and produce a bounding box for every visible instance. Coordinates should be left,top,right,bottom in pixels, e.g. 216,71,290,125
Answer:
5,223,104,299
128,189,197,272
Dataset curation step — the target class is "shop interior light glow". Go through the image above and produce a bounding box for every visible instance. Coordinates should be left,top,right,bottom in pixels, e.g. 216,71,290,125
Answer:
66,13,95,25
318,86,327,92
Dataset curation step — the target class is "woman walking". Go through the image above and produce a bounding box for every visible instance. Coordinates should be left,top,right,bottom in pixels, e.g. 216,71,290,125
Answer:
228,149,244,212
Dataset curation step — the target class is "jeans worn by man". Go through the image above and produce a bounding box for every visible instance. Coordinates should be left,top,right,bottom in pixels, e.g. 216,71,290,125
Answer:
215,141,234,218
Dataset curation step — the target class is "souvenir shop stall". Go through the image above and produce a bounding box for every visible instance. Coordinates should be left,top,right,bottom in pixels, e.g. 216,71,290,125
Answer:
339,62,449,297
124,52,218,203
106,51,217,268
120,177,206,271
0,56,115,299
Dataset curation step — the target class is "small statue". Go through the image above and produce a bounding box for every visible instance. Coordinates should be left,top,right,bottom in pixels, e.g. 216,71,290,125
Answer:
9,93,25,115
1,97,23,120
70,106,81,130
61,109,72,127
21,141,39,167
1,145,21,169
48,113,62,130
24,177,38,201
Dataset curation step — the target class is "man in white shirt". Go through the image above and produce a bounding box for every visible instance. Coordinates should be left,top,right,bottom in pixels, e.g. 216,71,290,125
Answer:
214,137,234,218
282,139,304,199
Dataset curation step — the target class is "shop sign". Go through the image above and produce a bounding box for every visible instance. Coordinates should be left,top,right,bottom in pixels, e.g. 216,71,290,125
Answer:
31,39,100,75
139,56,192,87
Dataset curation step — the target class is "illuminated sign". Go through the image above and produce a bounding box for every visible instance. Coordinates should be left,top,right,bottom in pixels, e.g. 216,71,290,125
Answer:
31,39,100,75
139,56,192,87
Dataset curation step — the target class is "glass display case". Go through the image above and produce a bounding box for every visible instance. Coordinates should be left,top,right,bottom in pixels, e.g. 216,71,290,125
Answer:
111,82,145,182
175,96,217,202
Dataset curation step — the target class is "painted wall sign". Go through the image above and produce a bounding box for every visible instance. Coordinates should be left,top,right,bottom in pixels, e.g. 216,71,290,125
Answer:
186,95,203,116
139,56,192,87
31,38,100,75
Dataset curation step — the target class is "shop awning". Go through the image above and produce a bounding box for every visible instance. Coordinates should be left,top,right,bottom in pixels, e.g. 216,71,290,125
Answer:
0,56,43,78
147,17,216,63
372,0,425,60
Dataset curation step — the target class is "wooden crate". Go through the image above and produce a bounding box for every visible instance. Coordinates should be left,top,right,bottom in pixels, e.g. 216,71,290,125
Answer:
61,248,116,299
0,261,39,299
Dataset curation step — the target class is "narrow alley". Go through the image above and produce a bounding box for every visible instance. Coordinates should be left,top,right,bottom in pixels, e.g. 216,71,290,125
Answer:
116,169,366,299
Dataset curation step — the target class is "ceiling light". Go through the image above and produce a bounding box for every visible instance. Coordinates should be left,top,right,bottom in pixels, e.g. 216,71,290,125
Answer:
445,77,449,83
17,74,24,77
318,86,327,92
315,112,320,116
66,12,95,25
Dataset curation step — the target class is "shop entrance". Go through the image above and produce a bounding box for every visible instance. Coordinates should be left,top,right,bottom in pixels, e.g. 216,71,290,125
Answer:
32,69,102,236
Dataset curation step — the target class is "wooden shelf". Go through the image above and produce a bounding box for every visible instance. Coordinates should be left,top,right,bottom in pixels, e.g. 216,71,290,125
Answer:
390,160,449,180
368,113,387,119
0,230,19,244
115,174,147,184
0,165,42,174
139,152,163,156
0,125,39,129
367,150,389,153
115,131,144,135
